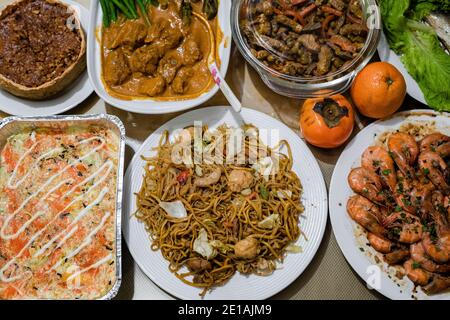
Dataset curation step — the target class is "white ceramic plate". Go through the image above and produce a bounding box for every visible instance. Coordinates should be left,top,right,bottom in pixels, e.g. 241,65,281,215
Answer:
0,0,93,116
330,110,450,300
377,31,427,106
87,2,231,115
123,106,328,300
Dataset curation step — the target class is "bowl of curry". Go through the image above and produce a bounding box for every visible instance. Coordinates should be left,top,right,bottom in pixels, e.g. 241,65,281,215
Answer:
88,0,231,114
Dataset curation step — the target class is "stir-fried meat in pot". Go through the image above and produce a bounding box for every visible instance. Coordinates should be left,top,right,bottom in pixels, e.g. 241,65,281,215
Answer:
241,0,368,77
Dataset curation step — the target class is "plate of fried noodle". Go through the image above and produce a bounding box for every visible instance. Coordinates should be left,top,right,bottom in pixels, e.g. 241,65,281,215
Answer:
123,106,327,299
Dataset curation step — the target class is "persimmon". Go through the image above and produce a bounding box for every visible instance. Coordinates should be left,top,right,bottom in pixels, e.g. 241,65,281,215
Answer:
300,95,354,149
351,62,406,119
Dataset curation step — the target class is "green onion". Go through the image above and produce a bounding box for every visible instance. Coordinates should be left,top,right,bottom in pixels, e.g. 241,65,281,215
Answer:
136,0,151,25
110,0,134,19
259,185,269,200
99,0,111,27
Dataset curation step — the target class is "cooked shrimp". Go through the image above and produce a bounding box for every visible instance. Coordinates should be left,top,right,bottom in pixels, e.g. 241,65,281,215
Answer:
385,249,410,265
418,151,450,195
410,243,450,274
420,133,450,158
361,146,397,192
410,181,435,219
423,274,450,295
348,167,386,204
393,171,416,213
384,211,423,244
367,232,392,253
228,169,254,193
399,221,423,244
422,197,450,263
347,195,387,237
388,132,419,179
194,167,222,187
404,259,432,286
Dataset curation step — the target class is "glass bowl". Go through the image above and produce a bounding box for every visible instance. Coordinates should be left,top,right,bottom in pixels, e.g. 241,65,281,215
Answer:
231,0,381,98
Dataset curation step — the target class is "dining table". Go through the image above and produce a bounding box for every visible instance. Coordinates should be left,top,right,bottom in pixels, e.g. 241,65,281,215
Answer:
0,0,429,300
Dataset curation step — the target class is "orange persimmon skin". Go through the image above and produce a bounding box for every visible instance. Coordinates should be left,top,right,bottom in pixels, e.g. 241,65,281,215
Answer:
299,95,355,149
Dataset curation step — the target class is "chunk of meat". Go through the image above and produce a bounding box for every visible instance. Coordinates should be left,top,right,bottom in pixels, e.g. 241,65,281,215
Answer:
349,0,363,19
109,20,147,49
259,35,290,54
182,40,202,65
316,45,332,75
137,76,166,97
145,19,166,43
160,25,183,49
329,35,357,53
158,54,182,84
228,169,254,192
129,45,164,75
298,34,321,52
329,0,345,11
103,49,131,86
339,23,368,36
234,237,259,259
172,67,193,94
274,14,303,33
279,61,306,76
186,258,212,272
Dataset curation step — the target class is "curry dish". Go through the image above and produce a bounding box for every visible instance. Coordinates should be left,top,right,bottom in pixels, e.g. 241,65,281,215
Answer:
101,0,221,101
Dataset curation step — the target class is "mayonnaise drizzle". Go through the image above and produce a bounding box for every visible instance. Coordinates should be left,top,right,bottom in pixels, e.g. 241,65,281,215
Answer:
66,254,113,284
49,211,111,272
1,136,106,239
0,187,109,283
8,146,64,189
0,133,115,284
0,179,74,240
32,187,109,258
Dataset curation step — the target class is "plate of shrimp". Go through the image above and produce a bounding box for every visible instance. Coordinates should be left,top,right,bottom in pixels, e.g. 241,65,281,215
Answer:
330,110,450,300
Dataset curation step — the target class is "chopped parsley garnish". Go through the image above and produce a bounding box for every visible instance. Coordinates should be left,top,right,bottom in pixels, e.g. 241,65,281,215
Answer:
382,169,391,175
412,262,421,269
422,168,430,175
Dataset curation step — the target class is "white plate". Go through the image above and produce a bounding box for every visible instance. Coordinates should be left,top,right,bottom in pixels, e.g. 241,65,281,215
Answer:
123,106,328,300
87,2,231,115
377,31,427,106
0,0,93,116
330,110,450,300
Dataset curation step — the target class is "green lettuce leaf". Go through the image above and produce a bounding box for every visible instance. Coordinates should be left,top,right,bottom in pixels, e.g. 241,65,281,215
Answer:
380,0,450,111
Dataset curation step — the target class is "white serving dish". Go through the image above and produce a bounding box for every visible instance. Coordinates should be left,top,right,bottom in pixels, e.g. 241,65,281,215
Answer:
123,106,328,300
87,1,231,115
330,110,450,300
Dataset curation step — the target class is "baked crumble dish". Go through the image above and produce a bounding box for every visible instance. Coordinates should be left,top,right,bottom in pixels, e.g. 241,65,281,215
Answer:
0,0,86,100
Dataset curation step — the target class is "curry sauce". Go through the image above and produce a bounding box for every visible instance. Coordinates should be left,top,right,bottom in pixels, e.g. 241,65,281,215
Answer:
101,1,221,101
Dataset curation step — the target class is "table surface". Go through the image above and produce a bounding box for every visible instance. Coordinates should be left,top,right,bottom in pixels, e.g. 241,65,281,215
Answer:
0,0,430,300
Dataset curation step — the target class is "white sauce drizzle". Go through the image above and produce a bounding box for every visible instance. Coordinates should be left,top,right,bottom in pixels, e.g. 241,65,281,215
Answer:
0,133,115,285
66,254,113,284
49,211,111,272
32,187,109,258
1,137,106,239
